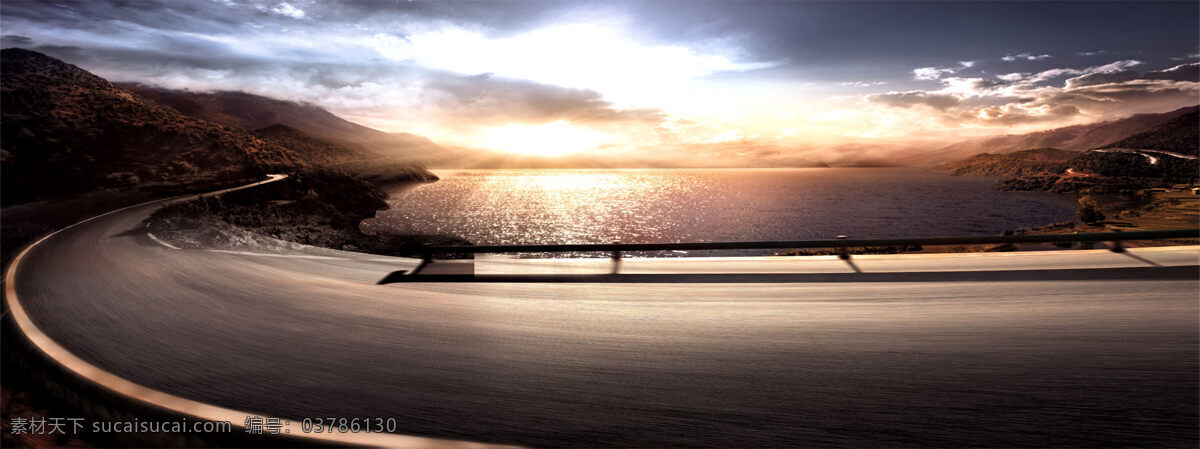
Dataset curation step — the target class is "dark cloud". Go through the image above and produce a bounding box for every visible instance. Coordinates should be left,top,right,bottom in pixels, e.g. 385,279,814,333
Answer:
868,57,1198,131
1,34,33,47
963,78,1195,127
1064,70,1142,89
424,74,665,125
1050,79,1198,106
962,104,1080,125
866,91,961,110
1065,63,1198,88
1145,62,1200,82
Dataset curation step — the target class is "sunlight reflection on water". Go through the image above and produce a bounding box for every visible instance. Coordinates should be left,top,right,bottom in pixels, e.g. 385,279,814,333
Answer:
361,168,1078,255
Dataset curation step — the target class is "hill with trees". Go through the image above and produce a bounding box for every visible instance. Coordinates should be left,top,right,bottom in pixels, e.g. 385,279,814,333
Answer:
119,83,461,165
251,124,437,184
940,148,1080,177
905,106,1198,166
944,111,1198,193
0,48,300,205
1096,111,1200,156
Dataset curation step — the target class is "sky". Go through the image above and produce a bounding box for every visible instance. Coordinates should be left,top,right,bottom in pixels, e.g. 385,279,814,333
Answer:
2,0,1198,165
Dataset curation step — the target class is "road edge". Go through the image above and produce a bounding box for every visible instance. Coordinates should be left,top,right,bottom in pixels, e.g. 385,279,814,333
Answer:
4,175,514,448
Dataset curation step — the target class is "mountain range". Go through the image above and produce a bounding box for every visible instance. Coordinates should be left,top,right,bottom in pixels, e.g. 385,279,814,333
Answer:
0,48,435,206
942,110,1198,193
902,106,1198,166
0,48,299,205
939,148,1081,177
1096,111,1200,156
2,47,1195,206
118,84,459,165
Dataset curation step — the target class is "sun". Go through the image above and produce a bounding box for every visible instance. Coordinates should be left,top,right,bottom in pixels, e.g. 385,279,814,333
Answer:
479,120,606,156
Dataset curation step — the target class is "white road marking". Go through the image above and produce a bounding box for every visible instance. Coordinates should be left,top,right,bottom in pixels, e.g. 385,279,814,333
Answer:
5,174,508,448
145,232,180,249
205,249,406,263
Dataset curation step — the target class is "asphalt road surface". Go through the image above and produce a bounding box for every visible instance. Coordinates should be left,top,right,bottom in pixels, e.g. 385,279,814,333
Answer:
10,182,1199,447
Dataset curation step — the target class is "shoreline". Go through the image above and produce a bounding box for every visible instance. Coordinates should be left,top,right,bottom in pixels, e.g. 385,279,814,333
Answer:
142,169,1195,260
781,189,1197,256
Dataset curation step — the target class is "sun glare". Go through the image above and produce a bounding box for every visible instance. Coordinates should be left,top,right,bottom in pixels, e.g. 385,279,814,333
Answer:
479,120,606,156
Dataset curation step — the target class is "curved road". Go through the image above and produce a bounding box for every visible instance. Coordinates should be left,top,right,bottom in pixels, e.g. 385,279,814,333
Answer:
8,178,1200,447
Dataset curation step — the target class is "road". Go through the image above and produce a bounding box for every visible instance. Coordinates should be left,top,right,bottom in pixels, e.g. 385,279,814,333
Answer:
7,178,1199,448
1090,147,1200,163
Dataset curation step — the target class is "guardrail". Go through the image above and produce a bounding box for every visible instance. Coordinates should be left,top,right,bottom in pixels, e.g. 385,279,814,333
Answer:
401,228,1199,275
420,228,1199,255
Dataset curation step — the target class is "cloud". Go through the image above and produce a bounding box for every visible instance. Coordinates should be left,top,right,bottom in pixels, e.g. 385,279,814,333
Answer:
997,72,1027,82
866,91,962,110
867,58,1198,130
1,34,34,47
912,66,956,80
1144,62,1200,82
422,73,666,125
0,1,773,150
357,23,775,105
1076,50,1105,57
1047,79,1199,108
1064,70,1142,89
1023,59,1141,83
3,0,1196,162
961,103,1080,125
839,81,888,87
1002,53,1052,62
270,2,305,19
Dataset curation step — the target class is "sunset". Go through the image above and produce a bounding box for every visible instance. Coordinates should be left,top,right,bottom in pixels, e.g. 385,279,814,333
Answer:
3,1,1197,165
2,1,1198,448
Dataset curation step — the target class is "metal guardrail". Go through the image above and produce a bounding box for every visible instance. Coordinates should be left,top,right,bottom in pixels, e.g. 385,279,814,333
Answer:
419,228,1199,255
399,228,1200,275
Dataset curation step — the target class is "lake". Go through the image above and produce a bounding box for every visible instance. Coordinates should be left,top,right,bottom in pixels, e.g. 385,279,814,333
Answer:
361,168,1078,254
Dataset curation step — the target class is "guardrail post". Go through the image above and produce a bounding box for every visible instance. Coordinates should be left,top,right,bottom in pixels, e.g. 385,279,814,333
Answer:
409,249,433,275
611,241,622,274
836,235,850,260
1109,229,1125,253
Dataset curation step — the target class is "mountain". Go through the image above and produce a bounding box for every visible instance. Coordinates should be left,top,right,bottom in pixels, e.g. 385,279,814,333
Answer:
908,106,1198,166
1068,111,1198,182
990,114,1199,193
250,123,377,165
251,124,436,183
1095,111,1200,156
940,148,1080,177
118,84,459,165
0,48,301,205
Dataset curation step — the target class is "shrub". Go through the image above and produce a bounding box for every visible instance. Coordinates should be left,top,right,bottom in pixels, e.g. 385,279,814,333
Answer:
1077,196,1106,224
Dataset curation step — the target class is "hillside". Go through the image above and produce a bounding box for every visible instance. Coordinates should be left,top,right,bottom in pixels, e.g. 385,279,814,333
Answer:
991,115,1199,193
0,48,301,205
1096,112,1200,156
119,83,459,164
941,148,1080,177
1,49,456,264
907,106,1198,166
251,124,437,183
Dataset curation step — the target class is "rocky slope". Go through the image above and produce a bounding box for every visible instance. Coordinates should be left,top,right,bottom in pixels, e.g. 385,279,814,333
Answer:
251,124,437,183
943,110,1198,194
940,148,1080,177
0,48,301,205
907,106,1198,166
1095,111,1200,156
119,83,461,165
1,48,452,259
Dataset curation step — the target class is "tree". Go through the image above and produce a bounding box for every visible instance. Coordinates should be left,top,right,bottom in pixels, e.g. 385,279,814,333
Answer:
1077,196,1106,224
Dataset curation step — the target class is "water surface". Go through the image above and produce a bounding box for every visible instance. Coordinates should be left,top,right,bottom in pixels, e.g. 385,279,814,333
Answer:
363,168,1077,253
